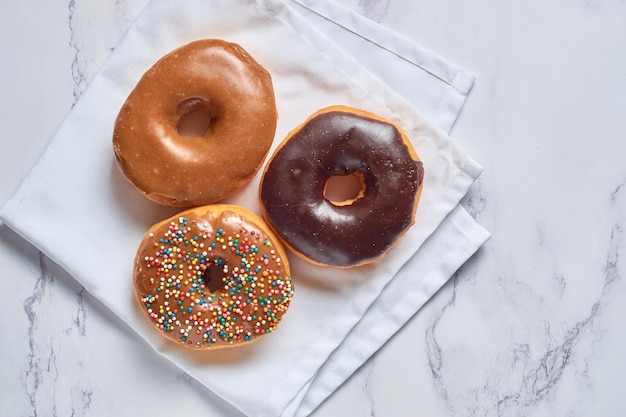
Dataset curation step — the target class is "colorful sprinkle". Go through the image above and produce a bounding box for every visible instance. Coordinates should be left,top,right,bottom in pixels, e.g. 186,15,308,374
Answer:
137,214,294,349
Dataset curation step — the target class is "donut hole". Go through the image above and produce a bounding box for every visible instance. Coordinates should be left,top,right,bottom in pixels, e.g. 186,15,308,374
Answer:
200,262,228,293
324,172,366,206
177,109,213,138
176,97,218,139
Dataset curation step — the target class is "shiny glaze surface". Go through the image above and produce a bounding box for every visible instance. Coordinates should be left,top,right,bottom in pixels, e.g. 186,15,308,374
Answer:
134,205,294,350
261,106,423,267
113,39,277,207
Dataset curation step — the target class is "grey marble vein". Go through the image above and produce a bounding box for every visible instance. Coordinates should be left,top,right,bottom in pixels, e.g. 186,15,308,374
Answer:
425,179,625,416
463,178,487,220
70,387,93,417
49,343,60,417
604,179,624,290
22,252,56,417
67,288,87,336
115,0,132,33
528,302,598,405
552,273,567,297
425,273,459,410
359,359,378,417
68,0,88,103
357,0,390,23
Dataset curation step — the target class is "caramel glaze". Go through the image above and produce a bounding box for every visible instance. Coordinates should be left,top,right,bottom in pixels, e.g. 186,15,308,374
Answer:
260,106,424,267
134,205,294,350
113,39,277,207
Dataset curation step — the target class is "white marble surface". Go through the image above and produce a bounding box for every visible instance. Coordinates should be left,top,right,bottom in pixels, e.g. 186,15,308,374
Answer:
1,0,625,416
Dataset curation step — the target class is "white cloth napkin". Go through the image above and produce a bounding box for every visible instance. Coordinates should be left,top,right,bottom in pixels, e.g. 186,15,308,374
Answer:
1,0,489,416
289,0,475,133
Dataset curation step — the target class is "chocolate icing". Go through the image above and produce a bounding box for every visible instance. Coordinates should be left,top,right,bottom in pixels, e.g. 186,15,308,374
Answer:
260,108,424,267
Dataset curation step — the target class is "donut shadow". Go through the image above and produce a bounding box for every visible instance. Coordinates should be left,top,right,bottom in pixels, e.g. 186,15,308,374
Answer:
288,253,378,293
109,159,181,227
129,291,262,365
217,168,265,212
158,328,269,365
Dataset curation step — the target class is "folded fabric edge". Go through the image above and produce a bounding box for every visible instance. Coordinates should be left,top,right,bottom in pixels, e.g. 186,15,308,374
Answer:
287,205,490,416
0,210,252,416
431,70,475,133
287,0,475,134
290,0,468,87
267,0,485,202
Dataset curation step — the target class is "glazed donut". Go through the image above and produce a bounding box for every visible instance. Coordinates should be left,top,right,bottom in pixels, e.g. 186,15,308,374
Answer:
133,204,294,350
260,105,424,267
113,39,277,207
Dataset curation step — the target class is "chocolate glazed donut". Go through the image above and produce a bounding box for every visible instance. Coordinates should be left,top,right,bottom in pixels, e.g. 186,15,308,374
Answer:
260,106,424,267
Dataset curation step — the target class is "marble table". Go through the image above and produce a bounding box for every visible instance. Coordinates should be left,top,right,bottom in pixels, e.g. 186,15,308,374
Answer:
2,0,625,415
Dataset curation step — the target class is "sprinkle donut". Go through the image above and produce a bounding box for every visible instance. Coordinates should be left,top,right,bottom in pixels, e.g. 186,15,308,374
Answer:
113,39,278,207
260,106,424,267
133,205,294,350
